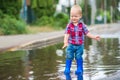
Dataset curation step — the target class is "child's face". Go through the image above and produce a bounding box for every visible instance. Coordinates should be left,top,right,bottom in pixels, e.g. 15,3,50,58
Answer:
70,9,82,24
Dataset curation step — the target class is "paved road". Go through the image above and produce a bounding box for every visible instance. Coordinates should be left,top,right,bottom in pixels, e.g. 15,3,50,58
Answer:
0,23,119,52
90,23,120,39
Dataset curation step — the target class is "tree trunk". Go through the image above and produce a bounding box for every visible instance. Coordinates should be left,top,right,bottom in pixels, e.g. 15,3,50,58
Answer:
84,0,88,24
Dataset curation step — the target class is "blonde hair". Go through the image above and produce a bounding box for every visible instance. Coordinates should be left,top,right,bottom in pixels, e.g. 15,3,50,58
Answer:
70,5,82,14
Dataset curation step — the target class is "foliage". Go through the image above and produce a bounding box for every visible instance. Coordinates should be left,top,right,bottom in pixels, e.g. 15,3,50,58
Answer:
33,16,54,26
96,0,120,22
0,0,22,19
0,0,28,35
56,0,59,3
0,13,27,35
31,0,55,19
32,12,69,29
95,9,111,23
53,12,69,28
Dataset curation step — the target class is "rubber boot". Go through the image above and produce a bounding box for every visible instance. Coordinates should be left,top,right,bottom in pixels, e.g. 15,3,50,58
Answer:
64,59,72,74
76,74,83,80
65,73,71,80
75,58,83,75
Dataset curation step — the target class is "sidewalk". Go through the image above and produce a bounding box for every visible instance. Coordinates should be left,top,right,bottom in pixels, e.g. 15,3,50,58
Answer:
0,31,64,52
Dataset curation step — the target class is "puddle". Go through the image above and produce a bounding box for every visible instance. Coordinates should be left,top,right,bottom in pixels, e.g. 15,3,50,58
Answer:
0,37,120,80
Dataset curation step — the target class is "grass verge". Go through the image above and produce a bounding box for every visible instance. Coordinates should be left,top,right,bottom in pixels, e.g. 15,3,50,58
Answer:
27,25,63,34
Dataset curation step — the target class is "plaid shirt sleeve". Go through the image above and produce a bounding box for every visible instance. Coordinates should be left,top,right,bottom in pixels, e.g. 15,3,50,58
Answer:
65,24,71,34
82,23,89,35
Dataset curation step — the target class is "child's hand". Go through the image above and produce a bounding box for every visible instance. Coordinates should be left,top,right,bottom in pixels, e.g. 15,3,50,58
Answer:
95,36,100,41
62,43,68,49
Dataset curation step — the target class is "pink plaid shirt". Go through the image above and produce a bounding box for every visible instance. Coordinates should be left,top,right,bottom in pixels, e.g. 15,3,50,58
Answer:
65,21,89,45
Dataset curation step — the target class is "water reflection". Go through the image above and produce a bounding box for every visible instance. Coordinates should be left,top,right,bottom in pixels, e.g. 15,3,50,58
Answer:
0,51,27,80
0,38,120,80
84,37,120,80
64,73,71,80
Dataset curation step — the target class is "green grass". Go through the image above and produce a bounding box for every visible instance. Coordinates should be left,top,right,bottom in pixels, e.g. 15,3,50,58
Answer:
27,25,63,34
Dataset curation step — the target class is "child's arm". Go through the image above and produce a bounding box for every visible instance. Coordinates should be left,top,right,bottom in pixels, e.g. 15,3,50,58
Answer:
86,32,100,41
62,34,70,49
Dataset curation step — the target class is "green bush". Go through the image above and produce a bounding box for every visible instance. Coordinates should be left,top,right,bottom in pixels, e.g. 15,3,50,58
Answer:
33,16,54,26
53,12,69,28
32,13,69,29
0,0,27,35
0,14,27,35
